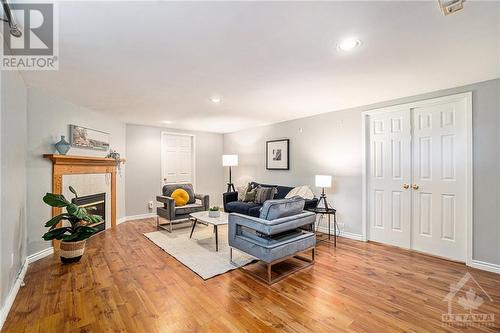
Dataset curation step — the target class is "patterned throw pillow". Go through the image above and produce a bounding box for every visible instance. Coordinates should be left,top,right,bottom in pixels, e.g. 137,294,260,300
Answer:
254,186,278,204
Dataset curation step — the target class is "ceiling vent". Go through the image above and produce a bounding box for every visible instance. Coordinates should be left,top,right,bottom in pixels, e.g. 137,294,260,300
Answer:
438,0,466,16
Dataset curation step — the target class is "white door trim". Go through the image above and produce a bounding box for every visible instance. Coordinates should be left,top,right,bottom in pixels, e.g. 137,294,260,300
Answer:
160,131,197,191
361,92,473,265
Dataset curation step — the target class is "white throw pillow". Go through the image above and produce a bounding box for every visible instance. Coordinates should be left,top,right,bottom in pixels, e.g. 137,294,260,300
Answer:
236,184,249,201
285,185,314,200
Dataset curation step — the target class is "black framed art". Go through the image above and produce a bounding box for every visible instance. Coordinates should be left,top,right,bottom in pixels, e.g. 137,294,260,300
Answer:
266,139,289,170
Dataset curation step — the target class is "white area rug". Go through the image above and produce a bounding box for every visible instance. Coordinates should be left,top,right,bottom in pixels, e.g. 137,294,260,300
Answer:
144,224,254,280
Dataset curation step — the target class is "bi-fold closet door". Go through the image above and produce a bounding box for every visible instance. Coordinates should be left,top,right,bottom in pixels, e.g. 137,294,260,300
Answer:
368,94,468,262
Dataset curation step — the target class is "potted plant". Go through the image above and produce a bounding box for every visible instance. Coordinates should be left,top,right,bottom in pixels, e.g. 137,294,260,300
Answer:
208,206,220,218
42,186,103,263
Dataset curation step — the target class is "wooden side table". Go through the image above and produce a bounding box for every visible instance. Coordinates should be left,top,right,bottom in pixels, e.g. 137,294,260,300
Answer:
306,207,337,247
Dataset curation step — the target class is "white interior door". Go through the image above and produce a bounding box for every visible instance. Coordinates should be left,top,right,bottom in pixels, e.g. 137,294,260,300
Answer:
366,93,470,262
368,109,412,248
411,98,467,261
161,133,194,185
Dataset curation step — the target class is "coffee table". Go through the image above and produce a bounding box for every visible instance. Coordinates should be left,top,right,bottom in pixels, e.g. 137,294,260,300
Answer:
189,211,229,251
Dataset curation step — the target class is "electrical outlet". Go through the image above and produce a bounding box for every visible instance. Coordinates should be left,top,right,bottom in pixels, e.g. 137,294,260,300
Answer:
148,201,154,209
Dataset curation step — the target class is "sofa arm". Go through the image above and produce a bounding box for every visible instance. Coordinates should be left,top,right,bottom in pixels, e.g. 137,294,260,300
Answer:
195,193,209,210
223,191,238,211
228,211,316,237
229,213,270,236
157,195,174,205
156,195,175,221
304,198,318,210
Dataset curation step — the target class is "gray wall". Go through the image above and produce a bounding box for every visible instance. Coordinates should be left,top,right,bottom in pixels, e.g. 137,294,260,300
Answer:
0,71,28,310
26,88,126,255
126,124,224,216
224,78,500,265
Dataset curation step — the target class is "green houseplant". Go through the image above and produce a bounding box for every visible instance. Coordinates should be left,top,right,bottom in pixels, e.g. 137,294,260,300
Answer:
42,186,103,263
208,206,220,218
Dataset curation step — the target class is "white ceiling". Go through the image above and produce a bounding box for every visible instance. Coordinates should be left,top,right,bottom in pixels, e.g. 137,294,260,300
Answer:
20,1,500,133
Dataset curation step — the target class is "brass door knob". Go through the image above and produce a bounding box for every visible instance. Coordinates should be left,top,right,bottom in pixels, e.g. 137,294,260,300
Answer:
412,184,419,190
403,184,410,189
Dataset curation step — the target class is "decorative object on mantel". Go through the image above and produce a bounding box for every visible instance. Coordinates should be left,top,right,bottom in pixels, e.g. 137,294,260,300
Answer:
208,206,220,218
70,124,110,151
54,135,71,155
266,139,290,170
106,149,123,176
222,154,238,192
42,186,103,263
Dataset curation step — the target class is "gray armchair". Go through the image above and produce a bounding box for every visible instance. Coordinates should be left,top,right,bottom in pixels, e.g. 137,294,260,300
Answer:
156,183,209,232
228,197,316,284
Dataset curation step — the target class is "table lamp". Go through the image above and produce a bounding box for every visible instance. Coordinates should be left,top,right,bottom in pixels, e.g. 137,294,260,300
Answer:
222,154,238,192
315,175,332,210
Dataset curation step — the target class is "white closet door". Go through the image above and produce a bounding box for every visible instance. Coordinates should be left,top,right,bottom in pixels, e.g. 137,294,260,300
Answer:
161,133,193,185
368,109,412,248
411,98,467,261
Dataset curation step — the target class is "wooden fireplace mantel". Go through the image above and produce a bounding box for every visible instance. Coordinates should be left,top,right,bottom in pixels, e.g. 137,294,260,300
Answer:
43,154,125,249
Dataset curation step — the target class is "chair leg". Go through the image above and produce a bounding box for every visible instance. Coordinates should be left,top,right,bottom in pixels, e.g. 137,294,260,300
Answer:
267,263,272,284
156,215,159,230
169,219,173,233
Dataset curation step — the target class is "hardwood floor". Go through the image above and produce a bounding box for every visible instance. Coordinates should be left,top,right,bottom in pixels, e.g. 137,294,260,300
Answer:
3,219,499,333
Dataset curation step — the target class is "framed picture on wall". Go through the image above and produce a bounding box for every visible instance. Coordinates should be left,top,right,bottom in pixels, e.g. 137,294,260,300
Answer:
70,125,110,151
266,139,289,170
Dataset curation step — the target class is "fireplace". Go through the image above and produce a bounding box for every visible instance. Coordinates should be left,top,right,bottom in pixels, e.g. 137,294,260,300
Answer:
72,193,106,233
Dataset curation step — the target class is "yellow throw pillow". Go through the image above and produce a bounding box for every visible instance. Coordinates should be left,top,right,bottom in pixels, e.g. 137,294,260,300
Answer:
171,189,190,206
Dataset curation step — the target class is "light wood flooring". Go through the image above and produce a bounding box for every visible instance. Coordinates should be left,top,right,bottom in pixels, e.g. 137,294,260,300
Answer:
2,218,499,333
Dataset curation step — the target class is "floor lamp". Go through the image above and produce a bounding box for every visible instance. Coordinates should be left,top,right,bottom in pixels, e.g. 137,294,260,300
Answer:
223,154,238,192
315,175,332,210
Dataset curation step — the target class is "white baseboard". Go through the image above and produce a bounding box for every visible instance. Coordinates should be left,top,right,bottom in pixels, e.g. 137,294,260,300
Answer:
0,247,55,329
469,260,500,274
0,259,28,330
26,247,54,264
122,213,156,222
316,225,363,241
339,231,364,241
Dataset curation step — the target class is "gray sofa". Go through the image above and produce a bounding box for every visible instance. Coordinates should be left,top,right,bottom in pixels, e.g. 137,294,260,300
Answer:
228,196,316,284
156,183,209,232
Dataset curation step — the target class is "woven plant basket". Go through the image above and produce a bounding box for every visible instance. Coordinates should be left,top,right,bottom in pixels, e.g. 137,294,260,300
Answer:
60,240,86,263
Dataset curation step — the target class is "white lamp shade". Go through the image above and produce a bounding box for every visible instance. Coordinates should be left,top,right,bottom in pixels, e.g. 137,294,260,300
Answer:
222,154,238,167
315,175,332,188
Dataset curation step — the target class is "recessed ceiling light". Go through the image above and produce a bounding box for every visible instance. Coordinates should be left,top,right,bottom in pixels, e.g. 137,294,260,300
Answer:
162,120,173,124
210,96,222,104
338,38,361,51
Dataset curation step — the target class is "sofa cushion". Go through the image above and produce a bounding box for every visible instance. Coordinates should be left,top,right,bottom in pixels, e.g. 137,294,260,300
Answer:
226,201,261,215
175,203,204,215
259,197,305,221
163,183,195,204
247,205,262,217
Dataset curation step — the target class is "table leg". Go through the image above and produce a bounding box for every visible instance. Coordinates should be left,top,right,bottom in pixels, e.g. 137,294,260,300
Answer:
334,212,337,247
189,218,197,238
328,213,331,241
215,225,219,252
